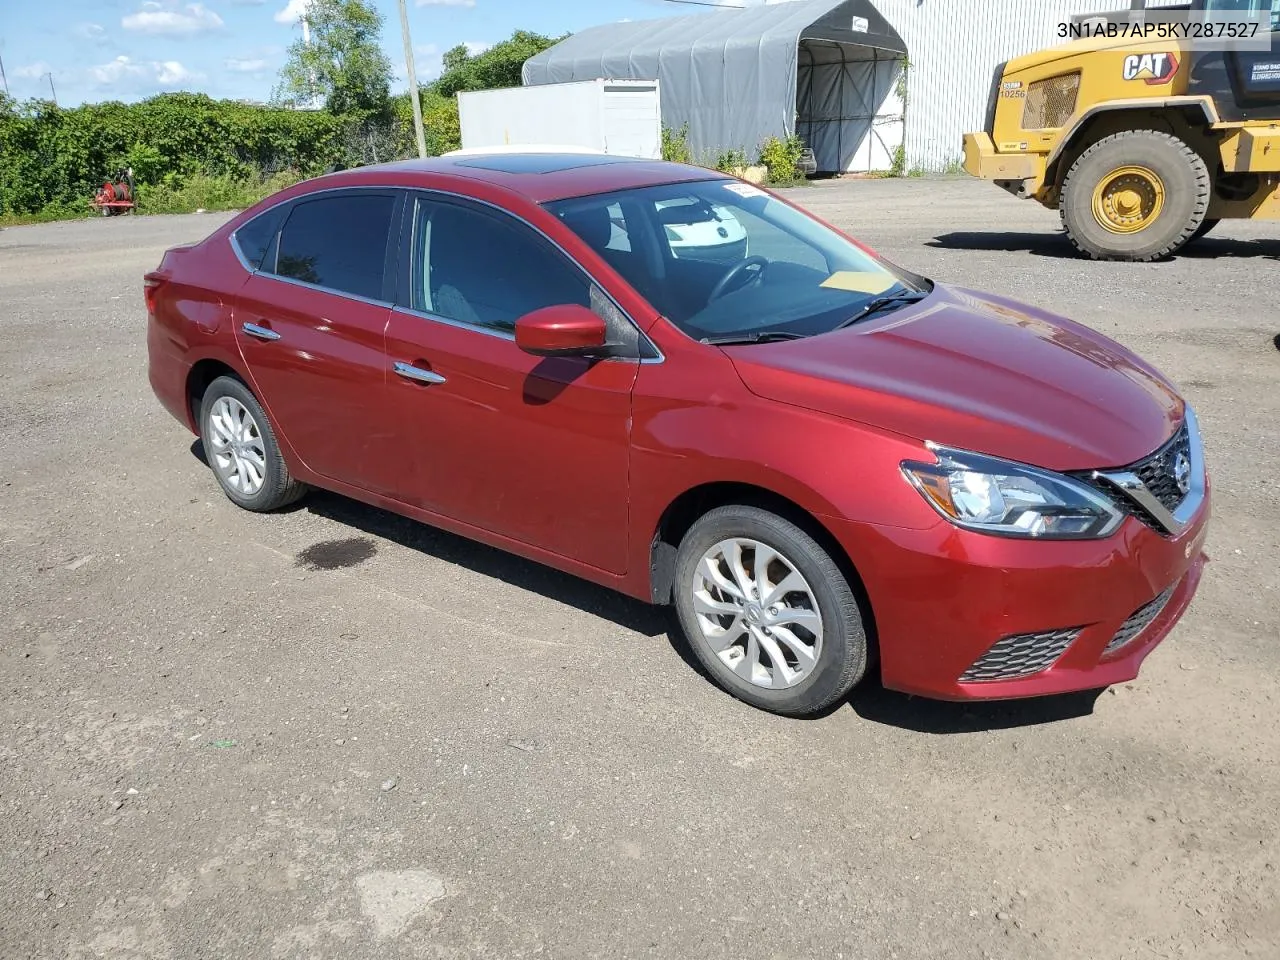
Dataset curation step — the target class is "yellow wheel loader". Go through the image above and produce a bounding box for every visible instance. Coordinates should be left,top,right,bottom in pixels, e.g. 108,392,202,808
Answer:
963,0,1280,260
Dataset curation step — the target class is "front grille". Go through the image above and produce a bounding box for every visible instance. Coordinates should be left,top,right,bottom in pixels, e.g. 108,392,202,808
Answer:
1022,73,1080,129
1075,421,1192,534
1134,423,1192,512
1104,586,1176,656
959,628,1081,683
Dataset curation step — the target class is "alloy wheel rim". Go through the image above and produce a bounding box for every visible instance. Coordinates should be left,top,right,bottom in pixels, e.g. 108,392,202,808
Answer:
691,538,824,690
1092,165,1165,235
207,396,267,497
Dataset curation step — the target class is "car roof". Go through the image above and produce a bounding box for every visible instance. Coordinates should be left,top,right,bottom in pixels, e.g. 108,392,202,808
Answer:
310,152,730,204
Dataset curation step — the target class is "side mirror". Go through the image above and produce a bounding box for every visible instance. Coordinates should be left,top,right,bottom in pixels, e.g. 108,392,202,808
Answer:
514,304,608,357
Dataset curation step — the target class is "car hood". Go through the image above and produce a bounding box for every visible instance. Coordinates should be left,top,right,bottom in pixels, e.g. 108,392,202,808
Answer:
723,284,1183,472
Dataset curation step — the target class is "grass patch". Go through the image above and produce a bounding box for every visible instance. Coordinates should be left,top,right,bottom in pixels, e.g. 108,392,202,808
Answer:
1,170,304,226
0,202,93,227
137,170,303,215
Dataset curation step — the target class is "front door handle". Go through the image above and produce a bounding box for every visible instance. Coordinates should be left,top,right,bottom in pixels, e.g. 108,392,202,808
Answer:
393,361,447,385
242,322,281,342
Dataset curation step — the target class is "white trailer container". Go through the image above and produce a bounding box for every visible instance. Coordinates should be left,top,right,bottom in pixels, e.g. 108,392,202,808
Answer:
457,79,662,159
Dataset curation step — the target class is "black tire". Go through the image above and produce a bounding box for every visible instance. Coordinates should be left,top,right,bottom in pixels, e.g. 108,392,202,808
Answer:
198,375,307,512
672,505,867,717
1189,217,1219,242
1060,129,1210,261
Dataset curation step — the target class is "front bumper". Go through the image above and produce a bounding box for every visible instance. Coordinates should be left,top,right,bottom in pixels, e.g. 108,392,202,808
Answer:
962,132,1043,191
826,501,1210,701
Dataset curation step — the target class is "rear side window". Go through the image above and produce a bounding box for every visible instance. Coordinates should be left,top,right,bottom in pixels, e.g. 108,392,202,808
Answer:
272,193,397,301
232,206,284,271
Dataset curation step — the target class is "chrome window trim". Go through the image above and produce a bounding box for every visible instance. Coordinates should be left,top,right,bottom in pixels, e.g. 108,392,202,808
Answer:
229,232,257,274
392,304,515,341
404,187,664,364
1093,406,1206,536
258,271,395,310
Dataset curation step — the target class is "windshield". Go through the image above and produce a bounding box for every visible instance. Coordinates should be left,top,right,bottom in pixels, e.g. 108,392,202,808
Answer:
545,179,930,343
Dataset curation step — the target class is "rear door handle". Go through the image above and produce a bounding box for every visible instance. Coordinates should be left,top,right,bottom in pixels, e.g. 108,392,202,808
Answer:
242,322,281,342
394,361,446,385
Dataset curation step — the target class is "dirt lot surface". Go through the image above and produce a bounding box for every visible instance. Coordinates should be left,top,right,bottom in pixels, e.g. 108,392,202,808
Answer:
2,177,1278,960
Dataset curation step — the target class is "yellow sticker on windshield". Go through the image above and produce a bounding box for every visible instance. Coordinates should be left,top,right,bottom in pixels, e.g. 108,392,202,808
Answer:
821,271,896,295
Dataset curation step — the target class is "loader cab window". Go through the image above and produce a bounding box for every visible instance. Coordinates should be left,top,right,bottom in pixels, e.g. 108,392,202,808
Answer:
1198,0,1280,25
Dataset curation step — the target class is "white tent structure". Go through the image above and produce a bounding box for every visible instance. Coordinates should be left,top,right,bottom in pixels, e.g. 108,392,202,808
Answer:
522,0,908,174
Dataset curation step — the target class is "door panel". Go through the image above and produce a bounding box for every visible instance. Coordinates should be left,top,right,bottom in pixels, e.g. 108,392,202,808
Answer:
385,314,637,573
232,189,403,494
382,192,638,574
235,277,396,491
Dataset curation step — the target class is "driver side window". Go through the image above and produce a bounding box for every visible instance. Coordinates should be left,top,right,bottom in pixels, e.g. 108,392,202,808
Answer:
408,196,590,332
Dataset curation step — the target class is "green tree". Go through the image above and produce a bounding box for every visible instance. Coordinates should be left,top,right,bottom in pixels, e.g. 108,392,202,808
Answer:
433,30,563,98
276,0,392,116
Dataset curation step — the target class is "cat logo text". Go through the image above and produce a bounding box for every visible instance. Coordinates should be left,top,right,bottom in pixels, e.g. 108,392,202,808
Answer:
1122,52,1179,85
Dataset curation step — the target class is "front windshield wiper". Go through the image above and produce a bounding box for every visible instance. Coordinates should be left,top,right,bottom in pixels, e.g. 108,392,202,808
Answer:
834,290,931,331
700,330,807,346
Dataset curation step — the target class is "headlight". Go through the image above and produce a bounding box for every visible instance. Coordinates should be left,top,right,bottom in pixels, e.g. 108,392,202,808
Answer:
901,445,1123,540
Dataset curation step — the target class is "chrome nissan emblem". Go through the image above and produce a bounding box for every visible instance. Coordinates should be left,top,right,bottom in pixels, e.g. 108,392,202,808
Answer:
1173,451,1192,496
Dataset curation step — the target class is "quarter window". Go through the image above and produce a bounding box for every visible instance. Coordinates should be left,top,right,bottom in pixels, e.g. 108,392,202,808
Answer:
409,197,589,331
272,193,397,300
232,206,284,271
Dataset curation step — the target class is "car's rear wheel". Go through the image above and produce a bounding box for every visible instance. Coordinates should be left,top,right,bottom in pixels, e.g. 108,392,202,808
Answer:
198,375,306,512
673,505,867,716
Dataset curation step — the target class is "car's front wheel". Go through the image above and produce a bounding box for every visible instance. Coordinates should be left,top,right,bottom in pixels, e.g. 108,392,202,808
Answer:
198,375,307,512
673,505,868,716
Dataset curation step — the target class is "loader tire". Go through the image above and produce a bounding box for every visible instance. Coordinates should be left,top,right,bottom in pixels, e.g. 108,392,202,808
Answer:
1189,217,1219,242
1060,130,1210,262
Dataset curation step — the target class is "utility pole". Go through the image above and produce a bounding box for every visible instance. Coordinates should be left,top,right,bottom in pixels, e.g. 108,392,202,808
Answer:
46,71,57,106
0,52,9,96
397,0,427,159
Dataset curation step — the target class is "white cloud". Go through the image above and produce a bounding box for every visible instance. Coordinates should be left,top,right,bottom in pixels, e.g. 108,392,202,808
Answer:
89,54,201,89
463,41,490,55
122,2,224,37
72,22,110,44
274,0,309,23
156,61,196,84
417,0,476,7
14,61,52,79
225,57,268,73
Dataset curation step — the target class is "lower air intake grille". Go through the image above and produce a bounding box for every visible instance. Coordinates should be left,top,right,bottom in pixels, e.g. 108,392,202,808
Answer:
959,628,1081,682
1104,587,1175,656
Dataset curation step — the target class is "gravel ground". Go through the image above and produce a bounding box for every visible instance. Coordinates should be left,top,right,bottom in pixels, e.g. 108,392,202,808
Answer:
1,177,1278,960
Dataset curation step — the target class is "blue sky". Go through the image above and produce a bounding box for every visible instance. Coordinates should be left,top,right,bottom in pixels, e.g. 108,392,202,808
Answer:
1,0,756,107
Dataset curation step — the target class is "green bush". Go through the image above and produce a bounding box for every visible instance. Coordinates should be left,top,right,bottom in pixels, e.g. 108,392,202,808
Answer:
662,123,693,164
0,25,557,222
889,143,907,178
433,31,563,99
758,135,805,184
0,92,347,218
714,148,749,173
136,170,303,215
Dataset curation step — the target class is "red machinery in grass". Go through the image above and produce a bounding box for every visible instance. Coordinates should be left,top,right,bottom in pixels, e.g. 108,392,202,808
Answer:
91,168,136,216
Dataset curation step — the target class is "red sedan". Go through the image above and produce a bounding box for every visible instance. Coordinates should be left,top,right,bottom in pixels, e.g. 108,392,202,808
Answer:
146,153,1209,717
